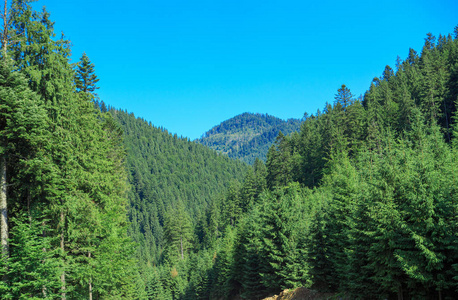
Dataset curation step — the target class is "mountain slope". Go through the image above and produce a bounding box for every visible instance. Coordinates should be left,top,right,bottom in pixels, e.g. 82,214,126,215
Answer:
197,112,302,164
110,108,249,264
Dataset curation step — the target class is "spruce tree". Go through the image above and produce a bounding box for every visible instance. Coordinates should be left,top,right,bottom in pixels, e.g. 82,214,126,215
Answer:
266,132,293,189
75,52,100,98
239,168,256,212
210,226,237,300
334,84,353,110
319,151,359,291
232,206,265,300
163,202,193,261
0,57,50,296
5,2,136,297
258,186,310,294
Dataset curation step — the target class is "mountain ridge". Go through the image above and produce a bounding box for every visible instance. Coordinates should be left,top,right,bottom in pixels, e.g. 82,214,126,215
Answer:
197,112,302,164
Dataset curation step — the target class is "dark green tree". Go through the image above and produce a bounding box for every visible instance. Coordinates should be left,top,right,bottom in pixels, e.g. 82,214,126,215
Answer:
164,203,193,261
258,185,311,294
0,56,50,297
1,214,61,299
234,207,265,300
210,226,238,300
334,84,353,110
239,168,256,212
266,132,294,189
75,52,100,98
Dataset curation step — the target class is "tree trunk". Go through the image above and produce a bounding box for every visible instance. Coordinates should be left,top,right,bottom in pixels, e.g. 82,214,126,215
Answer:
42,222,47,298
180,236,184,260
27,192,31,221
60,211,66,300
0,156,8,259
89,251,92,300
443,100,450,143
397,285,403,300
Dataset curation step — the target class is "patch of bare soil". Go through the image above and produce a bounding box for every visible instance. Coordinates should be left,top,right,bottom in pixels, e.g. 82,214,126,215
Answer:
262,287,334,300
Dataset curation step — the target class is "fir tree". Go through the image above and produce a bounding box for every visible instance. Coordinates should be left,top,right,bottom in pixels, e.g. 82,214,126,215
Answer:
75,52,100,98
0,57,49,293
334,84,353,110
163,203,193,261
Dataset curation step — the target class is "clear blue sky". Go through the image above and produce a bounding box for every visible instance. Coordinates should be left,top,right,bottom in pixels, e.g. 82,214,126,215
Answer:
33,0,457,140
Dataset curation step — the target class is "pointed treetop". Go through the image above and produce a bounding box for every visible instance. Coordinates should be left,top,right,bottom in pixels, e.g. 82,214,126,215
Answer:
75,52,100,96
334,84,353,109
423,33,436,51
382,65,393,81
407,48,419,65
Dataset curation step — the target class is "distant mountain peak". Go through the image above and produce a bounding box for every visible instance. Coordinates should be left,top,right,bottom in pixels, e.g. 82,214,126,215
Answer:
197,112,302,164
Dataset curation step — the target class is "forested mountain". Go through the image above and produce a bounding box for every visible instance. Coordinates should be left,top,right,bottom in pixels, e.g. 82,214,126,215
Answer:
139,28,458,300
197,112,302,164
108,108,248,266
0,1,249,297
1,0,458,299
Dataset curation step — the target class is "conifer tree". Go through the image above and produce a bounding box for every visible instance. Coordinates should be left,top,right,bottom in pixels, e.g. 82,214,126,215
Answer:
205,200,220,248
164,203,193,261
236,212,265,300
210,226,237,300
298,113,326,187
319,151,359,290
258,186,310,294
308,193,334,292
145,267,166,299
266,132,293,189
3,2,136,297
334,84,353,110
253,157,267,194
239,168,256,212
0,57,49,295
222,181,241,227
75,52,100,98
1,214,61,299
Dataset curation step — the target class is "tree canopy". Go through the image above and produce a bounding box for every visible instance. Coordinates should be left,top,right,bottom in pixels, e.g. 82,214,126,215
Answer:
1,1,457,299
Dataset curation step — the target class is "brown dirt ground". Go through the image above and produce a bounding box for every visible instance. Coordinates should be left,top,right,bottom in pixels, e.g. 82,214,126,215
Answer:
261,287,334,300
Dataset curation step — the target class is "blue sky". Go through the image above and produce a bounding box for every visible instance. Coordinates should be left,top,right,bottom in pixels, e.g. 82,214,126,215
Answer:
33,0,458,140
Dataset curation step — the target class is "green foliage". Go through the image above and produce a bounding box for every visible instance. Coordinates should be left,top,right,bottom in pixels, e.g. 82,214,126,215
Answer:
145,266,166,299
184,250,214,300
258,185,311,293
209,226,238,300
198,112,302,164
233,206,265,300
110,108,248,268
221,180,242,228
2,3,458,299
0,1,136,298
0,215,61,299
163,203,193,261
75,52,100,97
187,26,458,299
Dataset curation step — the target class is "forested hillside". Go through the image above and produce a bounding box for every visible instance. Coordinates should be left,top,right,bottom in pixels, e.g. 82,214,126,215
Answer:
140,28,458,300
109,108,248,266
0,1,250,297
1,0,458,299
197,113,301,164
0,1,137,298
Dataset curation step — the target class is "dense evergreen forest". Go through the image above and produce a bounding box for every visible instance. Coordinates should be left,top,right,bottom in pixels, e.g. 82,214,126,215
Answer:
197,113,302,164
0,1,137,298
108,108,248,269
136,28,458,300
1,0,458,299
